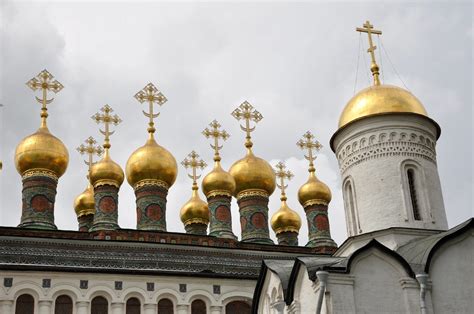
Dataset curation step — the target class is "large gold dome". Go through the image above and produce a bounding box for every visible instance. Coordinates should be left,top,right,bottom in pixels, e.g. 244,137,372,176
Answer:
125,137,177,188
338,84,428,128
229,150,276,197
202,161,236,197
15,126,69,178
90,150,124,187
271,201,302,234
180,189,210,226
298,172,332,207
73,184,95,217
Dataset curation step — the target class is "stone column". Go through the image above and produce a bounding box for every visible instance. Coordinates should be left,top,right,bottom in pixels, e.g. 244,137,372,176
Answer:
143,303,157,314
210,305,223,314
304,203,337,249
134,182,168,231
276,231,299,246
76,301,89,314
19,172,58,230
111,302,124,314
237,190,273,244
38,300,52,314
78,214,94,231
90,184,120,231
177,304,189,314
0,300,13,314
207,193,236,239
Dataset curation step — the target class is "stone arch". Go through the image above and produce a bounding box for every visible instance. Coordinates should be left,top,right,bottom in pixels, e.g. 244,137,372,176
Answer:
49,283,81,302
379,132,387,142
219,291,252,307
122,287,148,304
10,282,43,301
400,159,430,222
155,288,181,304
85,285,116,303
359,137,367,148
342,176,360,236
185,289,216,307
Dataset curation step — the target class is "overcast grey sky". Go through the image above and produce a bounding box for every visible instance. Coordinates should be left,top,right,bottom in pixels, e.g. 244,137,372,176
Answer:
0,1,472,245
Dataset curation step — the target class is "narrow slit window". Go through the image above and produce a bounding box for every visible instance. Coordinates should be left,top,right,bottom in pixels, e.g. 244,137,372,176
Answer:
407,169,421,220
346,182,357,234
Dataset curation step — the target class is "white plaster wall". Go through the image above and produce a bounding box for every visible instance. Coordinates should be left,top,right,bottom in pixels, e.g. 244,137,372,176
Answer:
291,266,316,314
257,270,286,314
333,114,448,236
0,271,254,314
430,231,474,313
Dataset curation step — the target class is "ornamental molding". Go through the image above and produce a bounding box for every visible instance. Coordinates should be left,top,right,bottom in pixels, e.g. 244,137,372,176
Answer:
237,189,269,200
134,179,169,191
206,190,232,199
303,199,329,208
93,179,121,189
22,168,59,181
336,130,437,173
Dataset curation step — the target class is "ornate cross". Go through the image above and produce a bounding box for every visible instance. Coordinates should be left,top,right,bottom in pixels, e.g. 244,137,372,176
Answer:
26,69,64,128
134,83,167,136
274,161,294,199
356,20,383,85
202,120,230,161
231,101,263,149
91,105,122,150
77,136,103,175
181,151,207,187
297,131,322,173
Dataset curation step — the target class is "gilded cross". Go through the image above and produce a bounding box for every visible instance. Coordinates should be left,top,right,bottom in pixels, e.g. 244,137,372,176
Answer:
26,69,64,128
297,131,322,173
91,105,122,150
181,151,207,187
134,83,167,137
231,101,263,149
274,161,293,199
356,20,383,85
202,120,230,161
77,136,103,175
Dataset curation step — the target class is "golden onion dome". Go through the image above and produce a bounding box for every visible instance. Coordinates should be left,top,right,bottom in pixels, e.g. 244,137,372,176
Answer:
202,161,236,197
125,137,178,188
298,172,332,207
89,150,124,187
229,150,276,197
271,200,302,234
73,184,95,217
180,188,210,226
338,84,428,129
14,126,69,178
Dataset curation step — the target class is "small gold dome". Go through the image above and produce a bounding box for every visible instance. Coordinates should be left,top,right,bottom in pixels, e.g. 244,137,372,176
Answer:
74,184,95,217
126,137,178,188
180,188,210,226
14,126,69,177
202,161,236,197
229,150,276,197
90,150,124,187
271,200,302,234
338,84,428,128
298,172,332,207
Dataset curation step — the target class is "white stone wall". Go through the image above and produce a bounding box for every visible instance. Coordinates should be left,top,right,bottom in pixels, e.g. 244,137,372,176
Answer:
0,271,254,314
332,114,448,236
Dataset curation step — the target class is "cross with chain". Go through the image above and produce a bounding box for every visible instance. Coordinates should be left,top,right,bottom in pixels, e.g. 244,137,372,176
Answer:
77,136,103,176
91,105,122,150
26,69,64,128
134,83,167,136
181,151,207,187
274,161,294,199
356,20,383,85
297,131,322,173
231,101,263,149
202,120,230,161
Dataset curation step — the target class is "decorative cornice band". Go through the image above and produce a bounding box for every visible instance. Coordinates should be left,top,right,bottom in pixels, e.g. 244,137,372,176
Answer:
184,218,209,226
206,190,232,199
303,199,329,208
22,168,58,181
237,189,269,200
93,179,120,188
134,179,169,190
275,226,299,234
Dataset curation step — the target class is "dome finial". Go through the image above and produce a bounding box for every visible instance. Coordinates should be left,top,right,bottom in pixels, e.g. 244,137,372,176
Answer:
26,69,64,129
275,161,294,202
297,131,322,174
91,104,122,152
134,82,168,139
181,151,207,191
202,119,230,162
231,101,263,154
77,136,103,179
356,20,383,86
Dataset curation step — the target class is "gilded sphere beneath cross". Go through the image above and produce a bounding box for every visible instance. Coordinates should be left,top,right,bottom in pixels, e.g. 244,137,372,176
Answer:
298,172,332,207
125,137,178,188
74,184,95,217
180,190,210,227
90,150,124,187
229,150,276,197
202,162,236,197
338,84,428,129
271,201,302,235
14,126,69,178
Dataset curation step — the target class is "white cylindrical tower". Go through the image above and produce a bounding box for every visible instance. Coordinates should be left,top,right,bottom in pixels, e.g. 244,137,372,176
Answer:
331,84,448,236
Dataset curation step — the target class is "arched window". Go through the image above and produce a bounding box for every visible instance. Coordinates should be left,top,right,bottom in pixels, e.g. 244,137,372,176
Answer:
126,297,140,314
15,294,34,314
407,169,422,220
191,299,206,314
157,298,174,314
55,295,73,314
344,179,359,235
225,301,251,314
91,296,108,314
